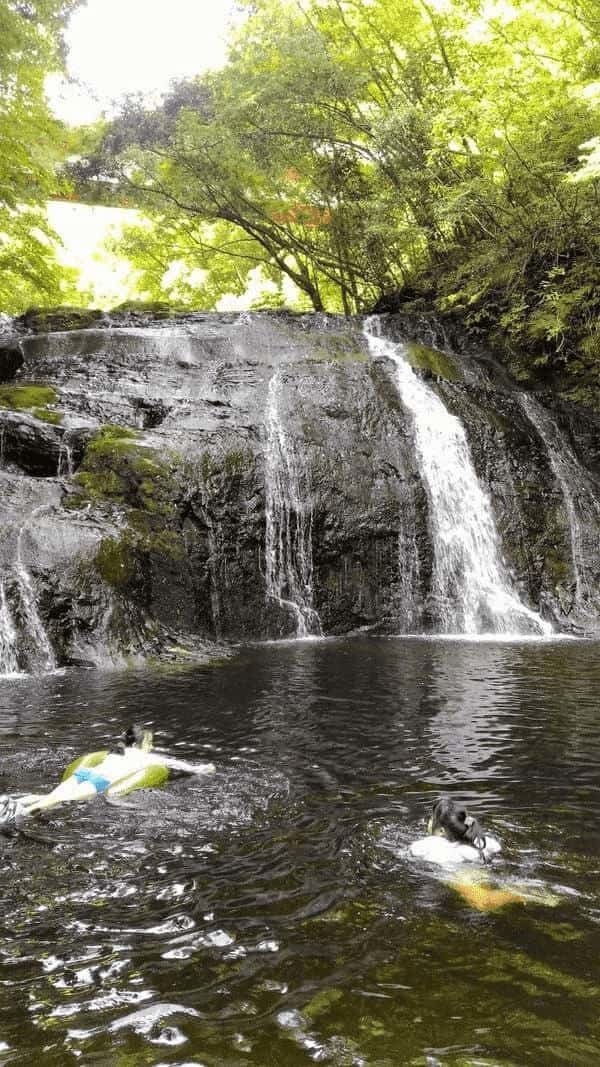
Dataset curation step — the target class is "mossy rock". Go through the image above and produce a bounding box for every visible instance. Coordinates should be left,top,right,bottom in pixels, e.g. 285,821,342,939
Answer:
33,407,63,425
74,426,186,597
109,300,177,318
74,424,176,514
127,513,185,559
223,449,246,476
200,451,216,481
95,537,139,589
21,306,104,333
85,424,140,456
544,548,571,584
95,521,185,593
0,384,63,424
309,334,368,363
0,384,58,410
404,342,461,381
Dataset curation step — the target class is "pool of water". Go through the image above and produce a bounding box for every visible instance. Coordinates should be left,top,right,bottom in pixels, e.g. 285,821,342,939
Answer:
1,636,600,1066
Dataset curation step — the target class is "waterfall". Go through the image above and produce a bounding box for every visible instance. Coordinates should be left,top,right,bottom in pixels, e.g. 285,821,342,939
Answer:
57,433,74,477
398,501,421,630
0,581,20,675
11,506,57,672
364,319,551,635
264,374,322,637
521,394,600,617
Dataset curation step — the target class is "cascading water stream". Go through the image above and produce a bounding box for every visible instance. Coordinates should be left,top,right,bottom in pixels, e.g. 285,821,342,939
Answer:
264,374,322,637
13,505,57,672
521,394,600,617
398,506,421,631
0,581,20,675
57,432,74,477
364,318,551,635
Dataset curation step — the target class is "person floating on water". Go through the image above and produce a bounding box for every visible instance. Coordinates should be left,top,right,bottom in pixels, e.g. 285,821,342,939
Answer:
409,795,502,865
0,725,216,836
409,796,560,911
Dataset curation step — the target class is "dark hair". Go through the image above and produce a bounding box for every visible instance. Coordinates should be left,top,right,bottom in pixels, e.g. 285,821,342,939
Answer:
431,796,486,849
123,724,145,748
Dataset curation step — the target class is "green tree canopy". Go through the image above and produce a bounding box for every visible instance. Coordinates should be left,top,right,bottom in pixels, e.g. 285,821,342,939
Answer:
0,0,82,312
78,0,600,392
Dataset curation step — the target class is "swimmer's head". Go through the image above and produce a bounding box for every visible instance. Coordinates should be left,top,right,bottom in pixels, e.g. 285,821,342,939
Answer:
428,796,486,850
118,725,153,753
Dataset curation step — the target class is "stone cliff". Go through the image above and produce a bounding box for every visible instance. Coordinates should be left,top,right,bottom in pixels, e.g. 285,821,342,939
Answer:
1,309,599,671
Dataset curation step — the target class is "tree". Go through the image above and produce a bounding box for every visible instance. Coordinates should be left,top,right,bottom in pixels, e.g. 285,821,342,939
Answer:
0,0,82,312
79,0,600,389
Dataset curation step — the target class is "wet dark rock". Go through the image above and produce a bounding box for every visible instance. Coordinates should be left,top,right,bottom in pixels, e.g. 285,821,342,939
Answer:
0,411,62,477
0,340,24,382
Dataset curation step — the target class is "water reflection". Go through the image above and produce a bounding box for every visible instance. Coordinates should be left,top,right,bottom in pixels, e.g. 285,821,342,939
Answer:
427,640,521,782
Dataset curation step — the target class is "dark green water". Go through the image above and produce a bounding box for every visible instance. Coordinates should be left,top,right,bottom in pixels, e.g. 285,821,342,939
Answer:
1,636,600,1066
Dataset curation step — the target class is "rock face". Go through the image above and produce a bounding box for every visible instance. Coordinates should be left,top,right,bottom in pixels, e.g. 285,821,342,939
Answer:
1,308,600,671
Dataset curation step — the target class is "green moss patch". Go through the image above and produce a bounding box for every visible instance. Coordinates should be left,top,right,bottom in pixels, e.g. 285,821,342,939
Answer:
0,384,63,423
96,537,139,589
223,449,245,476
73,424,175,516
404,342,461,381
70,425,196,600
309,334,368,363
110,300,176,318
304,987,343,1020
22,307,104,333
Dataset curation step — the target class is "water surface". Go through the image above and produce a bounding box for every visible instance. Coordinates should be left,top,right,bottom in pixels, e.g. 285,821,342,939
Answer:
1,637,600,1065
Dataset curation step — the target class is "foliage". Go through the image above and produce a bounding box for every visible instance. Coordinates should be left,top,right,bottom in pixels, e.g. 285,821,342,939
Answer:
70,0,600,393
0,0,83,312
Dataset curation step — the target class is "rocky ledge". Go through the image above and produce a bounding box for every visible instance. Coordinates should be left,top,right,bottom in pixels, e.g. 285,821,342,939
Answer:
0,308,599,671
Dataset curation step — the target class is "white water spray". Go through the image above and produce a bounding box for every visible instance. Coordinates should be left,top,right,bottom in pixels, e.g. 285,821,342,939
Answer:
364,319,551,635
264,374,322,637
0,581,20,675
57,433,74,477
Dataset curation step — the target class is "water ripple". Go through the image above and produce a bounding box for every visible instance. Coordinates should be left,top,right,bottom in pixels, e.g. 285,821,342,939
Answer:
1,637,600,1064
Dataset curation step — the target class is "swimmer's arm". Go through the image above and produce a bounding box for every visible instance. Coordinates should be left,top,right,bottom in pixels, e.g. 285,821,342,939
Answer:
158,755,216,776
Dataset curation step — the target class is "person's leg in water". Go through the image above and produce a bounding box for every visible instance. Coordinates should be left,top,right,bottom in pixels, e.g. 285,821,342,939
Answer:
425,797,560,911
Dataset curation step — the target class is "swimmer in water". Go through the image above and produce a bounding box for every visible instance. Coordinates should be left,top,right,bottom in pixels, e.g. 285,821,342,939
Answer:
409,795,502,865
0,725,215,835
409,796,559,911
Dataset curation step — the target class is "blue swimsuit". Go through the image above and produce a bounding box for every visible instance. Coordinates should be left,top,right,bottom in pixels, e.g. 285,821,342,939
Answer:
73,767,111,793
